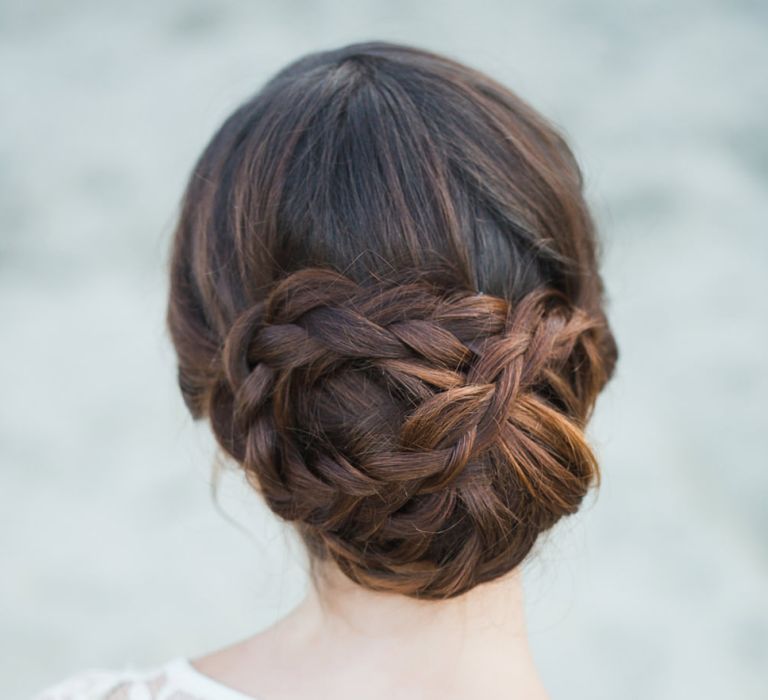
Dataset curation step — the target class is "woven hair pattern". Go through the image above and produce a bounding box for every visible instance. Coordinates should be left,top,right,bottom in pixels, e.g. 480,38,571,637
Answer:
202,268,611,598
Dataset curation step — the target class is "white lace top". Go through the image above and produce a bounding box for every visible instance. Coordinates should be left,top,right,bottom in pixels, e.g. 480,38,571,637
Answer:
33,657,259,700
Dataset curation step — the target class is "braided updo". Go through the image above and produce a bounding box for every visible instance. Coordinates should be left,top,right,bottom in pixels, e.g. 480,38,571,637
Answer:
167,42,618,599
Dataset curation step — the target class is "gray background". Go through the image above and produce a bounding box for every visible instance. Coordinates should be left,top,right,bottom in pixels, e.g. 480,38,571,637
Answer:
2,1,766,698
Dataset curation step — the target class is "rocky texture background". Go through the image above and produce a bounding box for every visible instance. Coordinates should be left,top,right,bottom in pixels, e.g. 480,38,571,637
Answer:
2,1,766,698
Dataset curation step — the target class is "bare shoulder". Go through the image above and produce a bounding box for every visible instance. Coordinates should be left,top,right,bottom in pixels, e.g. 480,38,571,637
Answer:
189,631,280,692
190,599,311,690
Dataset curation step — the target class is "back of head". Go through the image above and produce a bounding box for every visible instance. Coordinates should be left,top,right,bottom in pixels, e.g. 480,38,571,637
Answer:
167,41,618,599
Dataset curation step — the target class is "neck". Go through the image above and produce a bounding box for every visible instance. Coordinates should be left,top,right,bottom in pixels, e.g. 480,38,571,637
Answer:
310,560,528,640
195,561,549,699
278,562,549,698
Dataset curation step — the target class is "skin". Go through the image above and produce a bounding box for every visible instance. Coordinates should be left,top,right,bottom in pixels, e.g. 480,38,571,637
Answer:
191,562,550,700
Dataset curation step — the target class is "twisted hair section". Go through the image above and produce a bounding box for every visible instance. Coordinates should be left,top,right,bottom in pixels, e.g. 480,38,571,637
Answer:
181,268,612,599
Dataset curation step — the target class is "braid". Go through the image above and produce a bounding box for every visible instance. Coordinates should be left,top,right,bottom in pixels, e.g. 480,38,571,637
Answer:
198,268,611,599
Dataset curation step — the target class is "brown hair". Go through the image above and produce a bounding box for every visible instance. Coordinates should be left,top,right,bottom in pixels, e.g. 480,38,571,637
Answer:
166,41,618,599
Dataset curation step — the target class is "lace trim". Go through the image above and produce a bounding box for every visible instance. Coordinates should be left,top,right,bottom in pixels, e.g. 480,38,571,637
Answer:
32,657,259,700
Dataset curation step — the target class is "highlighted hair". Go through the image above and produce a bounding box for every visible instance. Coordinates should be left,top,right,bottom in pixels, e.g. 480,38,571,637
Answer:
167,42,618,599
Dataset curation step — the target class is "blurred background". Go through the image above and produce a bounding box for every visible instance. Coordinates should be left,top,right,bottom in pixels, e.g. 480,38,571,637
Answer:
2,1,766,698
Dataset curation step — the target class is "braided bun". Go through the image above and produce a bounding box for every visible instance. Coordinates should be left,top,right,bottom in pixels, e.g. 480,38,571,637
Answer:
207,269,611,598
167,42,618,599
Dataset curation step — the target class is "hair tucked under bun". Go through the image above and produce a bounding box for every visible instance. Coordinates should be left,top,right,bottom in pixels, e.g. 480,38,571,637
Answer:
167,41,618,599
